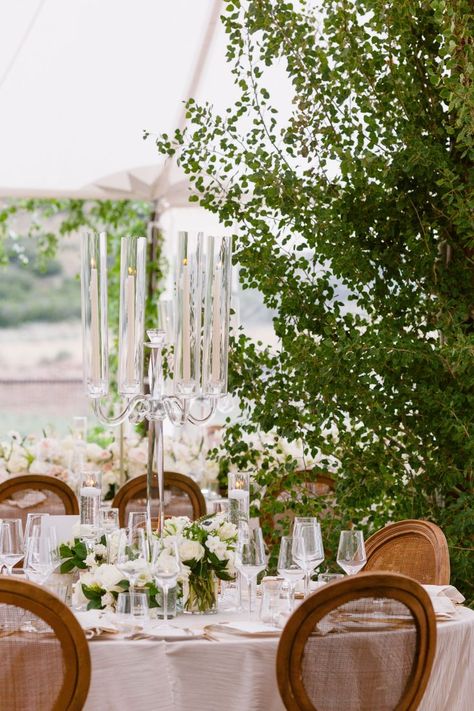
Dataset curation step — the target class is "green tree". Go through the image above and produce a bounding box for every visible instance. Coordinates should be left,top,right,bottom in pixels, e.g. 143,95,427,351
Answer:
153,0,474,599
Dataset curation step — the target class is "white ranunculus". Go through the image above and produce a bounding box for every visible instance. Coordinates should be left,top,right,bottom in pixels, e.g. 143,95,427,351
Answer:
94,543,107,557
206,535,228,561
179,540,205,563
135,566,153,587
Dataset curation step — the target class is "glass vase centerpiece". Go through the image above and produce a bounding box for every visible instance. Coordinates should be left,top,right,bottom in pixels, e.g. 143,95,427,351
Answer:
162,515,238,614
80,231,232,539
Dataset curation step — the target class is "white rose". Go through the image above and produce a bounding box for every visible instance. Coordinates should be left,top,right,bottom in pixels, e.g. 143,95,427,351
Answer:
206,535,228,561
179,540,205,563
217,521,237,541
29,460,50,475
85,553,97,568
100,591,115,610
86,442,106,462
135,567,153,587
94,543,107,557
127,446,147,465
72,581,89,608
163,516,190,537
7,452,28,474
95,564,124,590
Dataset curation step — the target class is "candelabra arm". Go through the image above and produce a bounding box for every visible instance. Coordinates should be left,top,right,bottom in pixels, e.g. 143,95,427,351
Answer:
92,395,146,427
186,398,218,426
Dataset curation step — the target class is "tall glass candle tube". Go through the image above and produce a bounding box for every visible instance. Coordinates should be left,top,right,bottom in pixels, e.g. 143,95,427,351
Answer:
118,236,147,396
80,232,108,398
173,232,203,398
228,471,250,527
202,235,232,397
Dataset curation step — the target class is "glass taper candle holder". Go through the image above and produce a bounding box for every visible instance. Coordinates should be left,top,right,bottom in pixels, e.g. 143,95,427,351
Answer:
228,471,250,526
118,236,147,396
202,235,232,397
80,232,109,398
173,232,204,398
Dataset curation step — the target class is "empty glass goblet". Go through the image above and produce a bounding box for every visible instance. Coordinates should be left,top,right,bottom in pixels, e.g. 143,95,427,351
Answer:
277,535,306,610
337,530,367,575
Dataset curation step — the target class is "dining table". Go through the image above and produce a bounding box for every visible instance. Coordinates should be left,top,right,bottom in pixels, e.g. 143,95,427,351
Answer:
80,600,474,711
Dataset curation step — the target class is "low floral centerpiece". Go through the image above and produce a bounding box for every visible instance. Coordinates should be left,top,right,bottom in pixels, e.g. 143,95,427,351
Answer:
162,514,237,614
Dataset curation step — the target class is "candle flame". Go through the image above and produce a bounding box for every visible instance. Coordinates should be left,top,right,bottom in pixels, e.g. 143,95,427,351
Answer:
128,266,136,276
90,258,96,269
182,258,188,266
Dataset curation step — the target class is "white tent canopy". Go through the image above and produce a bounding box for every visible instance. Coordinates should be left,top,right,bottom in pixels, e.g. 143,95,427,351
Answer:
0,0,238,204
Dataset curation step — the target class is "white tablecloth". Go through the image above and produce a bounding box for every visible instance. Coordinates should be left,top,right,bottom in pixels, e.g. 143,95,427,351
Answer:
83,606,474,711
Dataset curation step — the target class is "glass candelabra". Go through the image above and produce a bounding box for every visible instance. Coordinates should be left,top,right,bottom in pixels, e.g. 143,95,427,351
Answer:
81,231,232,535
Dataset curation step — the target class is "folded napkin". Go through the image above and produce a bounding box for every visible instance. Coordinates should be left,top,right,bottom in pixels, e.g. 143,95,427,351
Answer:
74,610,119,639
423,584,465,604
428,596,460,621
204,621,281,639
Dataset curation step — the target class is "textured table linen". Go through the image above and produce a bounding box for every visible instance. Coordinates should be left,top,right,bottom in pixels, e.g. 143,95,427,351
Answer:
83,606,474,711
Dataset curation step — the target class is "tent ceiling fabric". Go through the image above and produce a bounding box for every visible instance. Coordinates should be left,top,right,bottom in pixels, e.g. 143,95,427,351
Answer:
0,0,233,205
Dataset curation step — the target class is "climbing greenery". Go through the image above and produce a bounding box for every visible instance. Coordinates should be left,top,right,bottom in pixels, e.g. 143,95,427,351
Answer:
153,0,474,599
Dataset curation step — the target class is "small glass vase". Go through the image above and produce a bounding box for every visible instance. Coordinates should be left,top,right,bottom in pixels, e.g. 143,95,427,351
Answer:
184,572,218,615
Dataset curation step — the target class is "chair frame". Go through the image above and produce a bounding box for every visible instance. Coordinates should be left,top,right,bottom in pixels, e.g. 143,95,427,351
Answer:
0,475,79,515
276,572,437,711
112,471,207,527
364,519,450,585
0,576,91,710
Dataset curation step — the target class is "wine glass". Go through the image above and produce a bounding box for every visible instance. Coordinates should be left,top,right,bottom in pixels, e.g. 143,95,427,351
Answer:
235,526,266,614
151,538,180,623
24,529,59,584
24,513,49,542
116,528,148,592
0,520,24,575
100,507,119,533
337,530,367,575
293,521,324,596
277,535,306,610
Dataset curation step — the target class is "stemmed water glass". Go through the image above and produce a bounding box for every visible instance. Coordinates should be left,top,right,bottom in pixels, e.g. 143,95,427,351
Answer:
293,520,324,596
235,526,266,614
337,530,367,575
0,520,24,575
116,528,148,592
151,538,180,623
24,529,59,584
277,535,306,610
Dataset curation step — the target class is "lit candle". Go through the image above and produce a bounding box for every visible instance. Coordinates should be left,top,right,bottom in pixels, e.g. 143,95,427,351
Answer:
182,258,191,381
89,258,100,382
126,266,136,383
211,265,221,382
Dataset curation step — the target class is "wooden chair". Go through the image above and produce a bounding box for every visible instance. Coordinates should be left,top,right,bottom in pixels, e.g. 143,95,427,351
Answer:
112,471,207,527
0,475,79,525
0,576,91,710
364,519,450,585
277,572,437,711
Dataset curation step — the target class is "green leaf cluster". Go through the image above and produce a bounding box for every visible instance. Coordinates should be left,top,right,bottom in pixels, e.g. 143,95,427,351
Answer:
152,0,474,602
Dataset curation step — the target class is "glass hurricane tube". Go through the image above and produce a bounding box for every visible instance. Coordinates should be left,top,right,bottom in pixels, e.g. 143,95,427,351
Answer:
80,232,109,398
202,235,233,397
118,236,147,397
173,232,204,397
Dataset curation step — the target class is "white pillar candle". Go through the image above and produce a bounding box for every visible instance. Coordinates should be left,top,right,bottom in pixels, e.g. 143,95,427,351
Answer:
126,267,136,383
182,259,191,381
89,260,100,382
211,266,221,382
79,486,101,497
